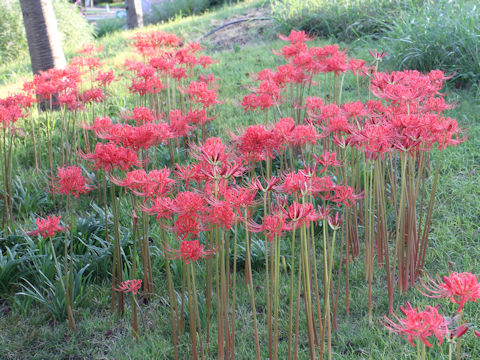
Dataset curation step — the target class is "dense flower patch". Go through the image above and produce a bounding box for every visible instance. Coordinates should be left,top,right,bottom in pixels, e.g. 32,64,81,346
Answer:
0,29,474,359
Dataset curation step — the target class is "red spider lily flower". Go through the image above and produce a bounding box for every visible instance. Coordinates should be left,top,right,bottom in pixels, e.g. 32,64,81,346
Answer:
224,186,258,213
328,185,362,207
0,103,23,129
369,49,387,62
131,31,182,58
475,330,480,338
133,168,176,198
98,122,171,151
185,108,213,126
231,124,282,162
283,202,318,229
190,137,229,165
276,171,309,195
249,176,280,193
205,200,235,230
174,164,198,190
279,30,312,44
169,215,206,240
317,205,330,220
82,116,112,133
110,168,145,192
52,166,92,198
327,212,343,230
80,142,144,172
115,279,142,295
348,58,367,76
129,106,155,125
449,324,469,340
140,196,172,220
185,81,218,108
70,56,101,71
168,109,193,137
248,212,289,242
169,191,205,216
27,215,65,238
381,302,449,348
312,151,342,173
79,88,105,104
419,272,480,312
75,43,104,56
289,124,319,147
96,70,115,87
168,240,215,264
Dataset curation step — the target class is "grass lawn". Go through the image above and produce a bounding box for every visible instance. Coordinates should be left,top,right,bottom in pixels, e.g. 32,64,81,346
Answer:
1,0,480,359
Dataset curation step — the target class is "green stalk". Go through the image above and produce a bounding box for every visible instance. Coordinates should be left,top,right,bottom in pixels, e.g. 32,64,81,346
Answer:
245,208,261,360
287,225,297,360
160,225,179,360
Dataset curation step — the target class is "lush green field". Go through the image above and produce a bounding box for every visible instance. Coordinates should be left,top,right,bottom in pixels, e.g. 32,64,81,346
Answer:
1,0,480,359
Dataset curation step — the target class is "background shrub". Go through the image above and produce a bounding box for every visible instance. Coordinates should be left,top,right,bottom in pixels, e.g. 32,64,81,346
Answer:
0,0,93,63
381,0,480,86
270,0,424,41
146,0,239,24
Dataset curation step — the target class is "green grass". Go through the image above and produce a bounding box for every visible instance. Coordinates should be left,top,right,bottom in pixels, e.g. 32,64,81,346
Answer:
1,1,480,359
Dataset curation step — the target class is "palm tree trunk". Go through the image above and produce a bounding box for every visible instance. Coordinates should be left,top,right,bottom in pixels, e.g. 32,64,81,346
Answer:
19,0,66,75
126,0,143,29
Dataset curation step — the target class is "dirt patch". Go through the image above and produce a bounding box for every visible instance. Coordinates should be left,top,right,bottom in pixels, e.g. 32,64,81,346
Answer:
199,6,274,51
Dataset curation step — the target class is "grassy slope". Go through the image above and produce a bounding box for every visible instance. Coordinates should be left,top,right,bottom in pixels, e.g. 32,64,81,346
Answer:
1,0,480,359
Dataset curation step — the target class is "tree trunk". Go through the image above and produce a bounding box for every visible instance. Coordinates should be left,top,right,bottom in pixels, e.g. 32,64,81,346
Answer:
19,0,66,75
126,0,143,29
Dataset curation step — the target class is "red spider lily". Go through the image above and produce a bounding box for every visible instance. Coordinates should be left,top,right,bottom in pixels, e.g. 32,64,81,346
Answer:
348,58,367,76
131,30,182,58
381,302,449,347
248,212,289,242
289,124,319,147
51,166,92,198
185,80,218,108
141,196,172,220
80,142,144,172
419,272,480,312
132,168,176,198
169,191,205,216
168,240,215,264
168,109,193,137
328,185,362,207
231,124,282,162
96,70,116,87
475,330,480,338
27,215,65,238
205,200,235,230
283,202,318,228
369,49,387,62
327,212,343,230
82,116,112,133
115,279,142,295
75,43,104,56
249,176,280,193
449,324,469,340
190,137,229,165
174,164,198,190
79,88,105,105
312,151,342,173
98,122,171,151
275,171,309,195
70,56,101,71
129,106,155,125
0,103,24,129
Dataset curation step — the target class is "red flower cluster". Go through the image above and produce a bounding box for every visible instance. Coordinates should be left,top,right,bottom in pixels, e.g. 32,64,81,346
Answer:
420,272,480,312
381,302,449,347
27,215,65,238
51,166,92,198
115,279,142,295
